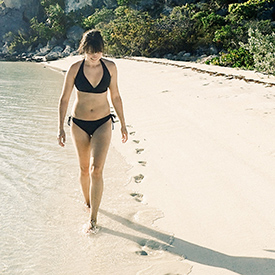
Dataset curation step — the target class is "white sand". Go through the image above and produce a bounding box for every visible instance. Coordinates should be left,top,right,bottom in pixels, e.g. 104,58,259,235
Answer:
44,56,275,274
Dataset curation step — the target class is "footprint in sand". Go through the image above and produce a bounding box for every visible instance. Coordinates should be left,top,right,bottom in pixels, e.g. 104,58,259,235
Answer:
130,192,143,202
138,161,147,167
135,250,148,256
133,140,140,144
134,174,144,183
130,131,136,136
136,148,144,154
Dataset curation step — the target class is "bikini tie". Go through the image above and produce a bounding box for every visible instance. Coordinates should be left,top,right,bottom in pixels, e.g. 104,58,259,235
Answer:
68,115,72,126
110,113,116,130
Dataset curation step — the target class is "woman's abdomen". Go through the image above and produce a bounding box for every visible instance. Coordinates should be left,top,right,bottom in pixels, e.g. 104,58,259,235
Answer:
72,92,110,120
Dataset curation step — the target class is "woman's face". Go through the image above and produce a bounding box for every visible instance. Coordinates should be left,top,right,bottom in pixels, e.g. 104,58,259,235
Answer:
85,51,103,62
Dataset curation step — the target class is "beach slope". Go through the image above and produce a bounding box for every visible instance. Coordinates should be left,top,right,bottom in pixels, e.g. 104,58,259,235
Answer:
45,56,275,274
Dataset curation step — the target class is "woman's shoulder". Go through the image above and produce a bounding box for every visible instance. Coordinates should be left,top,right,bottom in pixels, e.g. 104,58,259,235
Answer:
101,57,117,74
66,59,83,77
69,59,83,71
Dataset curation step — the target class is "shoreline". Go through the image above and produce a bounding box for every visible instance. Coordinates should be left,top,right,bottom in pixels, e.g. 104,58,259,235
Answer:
41,54,275,86
43,55,275,274
124,56,275,87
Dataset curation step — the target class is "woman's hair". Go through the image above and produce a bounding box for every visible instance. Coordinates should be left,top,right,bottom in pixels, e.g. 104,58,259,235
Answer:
78,30,104,54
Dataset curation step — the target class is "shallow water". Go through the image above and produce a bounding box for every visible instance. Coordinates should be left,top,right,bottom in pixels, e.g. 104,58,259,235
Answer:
0,62,189,275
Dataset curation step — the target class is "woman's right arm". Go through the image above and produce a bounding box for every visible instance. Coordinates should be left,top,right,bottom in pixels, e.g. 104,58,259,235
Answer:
57,64,76,147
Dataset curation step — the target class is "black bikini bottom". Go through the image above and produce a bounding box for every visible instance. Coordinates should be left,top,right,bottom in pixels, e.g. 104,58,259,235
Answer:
68,114,115,136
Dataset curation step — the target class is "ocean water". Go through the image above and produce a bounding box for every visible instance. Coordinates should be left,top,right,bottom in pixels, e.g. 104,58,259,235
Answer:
0,62,188,275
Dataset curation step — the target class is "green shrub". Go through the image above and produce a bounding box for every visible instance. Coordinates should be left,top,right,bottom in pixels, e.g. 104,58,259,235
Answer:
82,8,114,29
151,5,195,55
41,0,65,9
6,0,69,53
201,12,226,29
98,7,155,56
228,0,272,22
30,3,68,41
214,25,247,50
242,28,275,74
193,11,226,30
214,19,274,51
117,0,133,5
191,7,227,50
208,47,254,69
5,31,38,53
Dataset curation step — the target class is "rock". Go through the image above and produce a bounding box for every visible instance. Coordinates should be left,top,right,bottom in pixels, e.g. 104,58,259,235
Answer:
4,0,41,21
45,46,64,61
61,45,73,57
63,39,75,48
45,53,61,61
209,45,218,55
52,46,64,53
5,55,18,61
0,0,41,47
177,51,186,58
26,52,34,58
32,55,46,62
178,52,191,61
66,25,84,43
1,42,9,55
70,50,79,56
164,53,173,60
196,45,218,56
45,53,59,61
39,45,51,56
26,45,33,53
47,37,58,50
36,43,43,51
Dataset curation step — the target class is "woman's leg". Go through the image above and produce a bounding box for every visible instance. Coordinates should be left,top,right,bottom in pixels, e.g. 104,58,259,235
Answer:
90,119,112,224
71,123,92,207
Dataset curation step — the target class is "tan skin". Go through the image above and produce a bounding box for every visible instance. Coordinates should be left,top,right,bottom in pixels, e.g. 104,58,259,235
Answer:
57,51,128,230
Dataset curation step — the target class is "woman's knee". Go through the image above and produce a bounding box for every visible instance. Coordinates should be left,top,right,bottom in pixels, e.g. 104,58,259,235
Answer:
80,165,90,177
91,165,103,179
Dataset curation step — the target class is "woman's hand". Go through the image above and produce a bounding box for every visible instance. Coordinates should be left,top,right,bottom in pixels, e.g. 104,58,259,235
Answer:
57,129,66,147
121,126,128,143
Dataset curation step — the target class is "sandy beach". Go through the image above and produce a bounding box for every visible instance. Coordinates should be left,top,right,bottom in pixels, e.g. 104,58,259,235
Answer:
44,56,275,274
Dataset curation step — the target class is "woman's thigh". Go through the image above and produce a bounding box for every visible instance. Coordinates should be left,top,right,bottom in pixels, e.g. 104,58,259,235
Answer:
71,122,91,169
91,119,112,169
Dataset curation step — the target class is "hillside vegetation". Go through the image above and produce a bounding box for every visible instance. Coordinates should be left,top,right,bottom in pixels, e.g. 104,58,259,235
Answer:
6,0,275,74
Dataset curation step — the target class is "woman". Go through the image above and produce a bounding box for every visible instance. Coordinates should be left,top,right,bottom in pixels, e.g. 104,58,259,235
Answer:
57,30,128,232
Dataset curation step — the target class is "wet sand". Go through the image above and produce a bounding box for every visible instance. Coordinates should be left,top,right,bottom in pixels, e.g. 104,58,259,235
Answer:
44,56,275,274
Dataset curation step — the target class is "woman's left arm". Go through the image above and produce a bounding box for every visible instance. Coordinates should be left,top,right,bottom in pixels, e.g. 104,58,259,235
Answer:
109,61,128,143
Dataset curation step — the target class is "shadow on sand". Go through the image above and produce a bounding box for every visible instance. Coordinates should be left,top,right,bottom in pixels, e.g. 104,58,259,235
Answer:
99,209,275,275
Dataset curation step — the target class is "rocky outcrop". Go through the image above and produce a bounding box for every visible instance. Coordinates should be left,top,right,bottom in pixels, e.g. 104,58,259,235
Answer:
0,0,85,61
3,0,41,20
65,0,117,12
66,0,93,12
66,25,85,48
0,0,41,49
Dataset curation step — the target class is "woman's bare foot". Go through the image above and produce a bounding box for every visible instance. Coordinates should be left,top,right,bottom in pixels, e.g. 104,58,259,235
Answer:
87,219,99,234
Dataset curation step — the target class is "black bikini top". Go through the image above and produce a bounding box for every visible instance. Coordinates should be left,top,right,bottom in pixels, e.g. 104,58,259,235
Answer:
74,59,111,93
